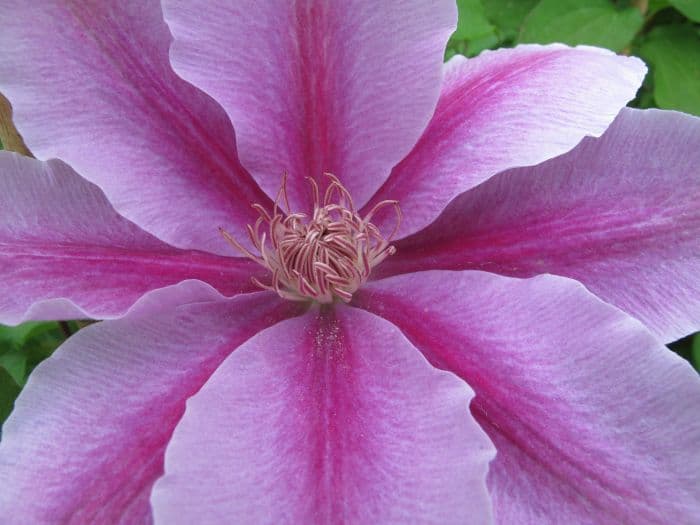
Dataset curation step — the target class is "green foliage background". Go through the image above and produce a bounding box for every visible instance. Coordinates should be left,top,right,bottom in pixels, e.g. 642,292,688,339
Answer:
1,0,699,428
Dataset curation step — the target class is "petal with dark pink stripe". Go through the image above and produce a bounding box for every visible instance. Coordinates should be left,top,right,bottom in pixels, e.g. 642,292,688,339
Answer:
355,271,700,524
0,287,301,523
366,45,646,238
151,306,495,525
162,0,456,210
0,153,263,325
381,108,700,342
0,1,270,255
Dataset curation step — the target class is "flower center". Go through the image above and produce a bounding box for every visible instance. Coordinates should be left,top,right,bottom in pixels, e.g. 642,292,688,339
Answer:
221,173,400,303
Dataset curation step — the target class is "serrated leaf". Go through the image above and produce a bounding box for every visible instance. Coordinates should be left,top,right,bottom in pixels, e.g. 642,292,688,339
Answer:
639,24,700,115
482,0,539,40
669,0,700,22
519,0,643,52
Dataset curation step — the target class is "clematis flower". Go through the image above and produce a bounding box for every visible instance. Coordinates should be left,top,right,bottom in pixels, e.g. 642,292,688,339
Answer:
0,1,699,523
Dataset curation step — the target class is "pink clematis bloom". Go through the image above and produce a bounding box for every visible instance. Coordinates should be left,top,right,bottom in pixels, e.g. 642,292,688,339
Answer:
0,1,699,523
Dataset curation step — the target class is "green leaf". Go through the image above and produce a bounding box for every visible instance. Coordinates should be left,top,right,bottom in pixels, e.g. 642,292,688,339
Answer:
692,334,700,370
0,367,21,425
22,323,69,371
519,0,644,52
482,0,539,41
639,24,700,115
453,0,496,40
669,0,700,22
444,46,459,61
447,0,501,58
0,322,73,387
0,351,27,386
466,32,501,56
632,83,657,109
0,321,45,349
648,0,671,16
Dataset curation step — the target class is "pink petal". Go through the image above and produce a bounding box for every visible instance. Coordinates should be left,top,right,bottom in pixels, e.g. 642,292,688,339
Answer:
365,45,646,238
355,271,700,523
161,0,456,211
151,306,495,524
0,1,271,255
0,152,262,325
0,285,302,523
381,108,700,342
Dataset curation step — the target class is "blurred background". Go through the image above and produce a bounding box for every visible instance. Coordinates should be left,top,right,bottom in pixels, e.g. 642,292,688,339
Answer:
1,0,699,426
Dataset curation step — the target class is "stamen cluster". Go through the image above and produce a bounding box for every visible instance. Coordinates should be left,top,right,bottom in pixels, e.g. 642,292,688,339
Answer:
222,174,400,303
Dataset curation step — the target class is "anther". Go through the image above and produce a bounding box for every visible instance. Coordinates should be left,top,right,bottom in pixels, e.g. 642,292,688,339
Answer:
220,173,401,303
